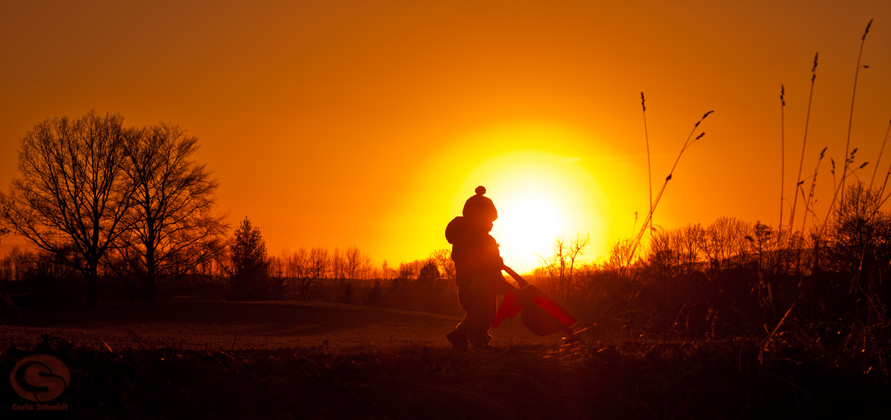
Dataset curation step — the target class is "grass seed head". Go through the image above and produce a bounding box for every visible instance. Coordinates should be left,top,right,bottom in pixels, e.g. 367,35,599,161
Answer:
811,52,819,82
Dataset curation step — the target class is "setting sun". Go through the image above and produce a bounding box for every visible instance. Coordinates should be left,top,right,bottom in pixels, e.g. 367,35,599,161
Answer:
458,151,609,273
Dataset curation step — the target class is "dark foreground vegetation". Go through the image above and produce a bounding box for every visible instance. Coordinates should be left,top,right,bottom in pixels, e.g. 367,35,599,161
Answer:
2,333,889,420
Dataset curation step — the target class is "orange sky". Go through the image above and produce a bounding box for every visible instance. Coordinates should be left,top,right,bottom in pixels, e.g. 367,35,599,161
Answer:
2,1,890,273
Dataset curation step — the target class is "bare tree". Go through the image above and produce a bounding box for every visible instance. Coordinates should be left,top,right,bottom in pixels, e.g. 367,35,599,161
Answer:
344,246,362,280
568,233,590,287
539,236,567,294
677,223,705,269
604,237,637,275
0,241,19,315
429,248,456,283
647,227,681,280
309,246,330,286
331,247,345,281
0,246,33,282
751,221,775,273
0,111,135,305
108,123,227,302
539,233,589,303
381,260,394,281
286,247,320,301
359,251,373,281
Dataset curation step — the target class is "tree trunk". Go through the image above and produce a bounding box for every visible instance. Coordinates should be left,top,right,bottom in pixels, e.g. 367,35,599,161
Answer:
143,245,156,303
87,263,98,306
142,276,155,303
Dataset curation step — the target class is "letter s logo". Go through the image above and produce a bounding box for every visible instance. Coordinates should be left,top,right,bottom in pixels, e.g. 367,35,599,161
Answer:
9,354,70,402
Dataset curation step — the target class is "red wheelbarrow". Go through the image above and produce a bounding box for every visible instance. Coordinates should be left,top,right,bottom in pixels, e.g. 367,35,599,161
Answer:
493,266,580,337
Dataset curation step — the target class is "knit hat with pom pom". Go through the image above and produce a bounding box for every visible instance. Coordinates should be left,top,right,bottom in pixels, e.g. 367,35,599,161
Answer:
462,186,497,222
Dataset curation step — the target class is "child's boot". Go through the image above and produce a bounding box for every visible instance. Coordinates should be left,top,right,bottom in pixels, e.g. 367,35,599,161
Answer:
446,330,469,352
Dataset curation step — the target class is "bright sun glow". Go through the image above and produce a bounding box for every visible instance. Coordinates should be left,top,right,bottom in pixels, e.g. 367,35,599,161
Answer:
459,151,609,274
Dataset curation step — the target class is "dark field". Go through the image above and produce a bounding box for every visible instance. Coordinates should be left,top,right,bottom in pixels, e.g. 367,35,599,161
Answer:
0,301,560,350
2,302,890,419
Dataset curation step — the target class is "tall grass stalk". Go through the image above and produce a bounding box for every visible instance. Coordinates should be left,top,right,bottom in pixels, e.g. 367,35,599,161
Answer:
779,85,786,239
769,148,833,358
788,53,818,232
625,110,713,270
869,119,891,190
799,147,827,232
839,19,873,206
641,92,654,239
879,169,891,208
876,125,891,207
877,132,891,208
820,149,865,237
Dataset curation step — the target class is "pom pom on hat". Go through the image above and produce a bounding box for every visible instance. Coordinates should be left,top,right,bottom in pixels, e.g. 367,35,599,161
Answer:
463,185,497,222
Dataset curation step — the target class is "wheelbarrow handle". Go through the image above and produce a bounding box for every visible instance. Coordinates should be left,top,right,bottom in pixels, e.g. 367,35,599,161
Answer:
502,265,530,288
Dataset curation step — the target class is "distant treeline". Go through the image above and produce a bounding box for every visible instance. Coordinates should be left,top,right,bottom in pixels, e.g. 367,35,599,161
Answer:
0,236,461,312
3,183,888,338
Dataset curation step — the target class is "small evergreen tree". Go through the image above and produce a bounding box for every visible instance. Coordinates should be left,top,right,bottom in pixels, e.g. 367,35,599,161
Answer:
364,279,384,306
227,217,271,301
339,282,354,304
